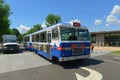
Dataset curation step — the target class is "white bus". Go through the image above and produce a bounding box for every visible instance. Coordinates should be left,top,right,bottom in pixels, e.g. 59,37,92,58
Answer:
23,21,91,63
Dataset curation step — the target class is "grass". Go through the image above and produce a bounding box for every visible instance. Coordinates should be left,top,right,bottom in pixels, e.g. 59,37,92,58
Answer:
111,51,120,55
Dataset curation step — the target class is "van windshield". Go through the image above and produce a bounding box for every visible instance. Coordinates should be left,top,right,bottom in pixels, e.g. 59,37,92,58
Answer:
4,39,17,43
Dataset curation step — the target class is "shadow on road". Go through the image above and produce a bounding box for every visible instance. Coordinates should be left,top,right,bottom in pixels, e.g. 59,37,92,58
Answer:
60,58,104,69
35,52,105,69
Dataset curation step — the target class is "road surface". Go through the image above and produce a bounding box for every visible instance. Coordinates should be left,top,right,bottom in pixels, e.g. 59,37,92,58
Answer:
0,49,120,80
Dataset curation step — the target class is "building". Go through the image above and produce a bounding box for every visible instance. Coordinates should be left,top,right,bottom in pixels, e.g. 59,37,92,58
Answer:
90,30,120,46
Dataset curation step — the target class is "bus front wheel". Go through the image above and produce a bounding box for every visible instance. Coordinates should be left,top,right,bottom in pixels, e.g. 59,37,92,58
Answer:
52,56,58,64
52,57,64,65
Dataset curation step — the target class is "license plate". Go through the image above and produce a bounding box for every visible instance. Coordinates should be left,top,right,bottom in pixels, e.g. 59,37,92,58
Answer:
10,48,14,50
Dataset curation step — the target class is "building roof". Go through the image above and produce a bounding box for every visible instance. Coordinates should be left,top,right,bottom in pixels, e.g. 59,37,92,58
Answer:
90,30,120,34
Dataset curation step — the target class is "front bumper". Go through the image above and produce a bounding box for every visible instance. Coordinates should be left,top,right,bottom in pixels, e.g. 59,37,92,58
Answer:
59,55,90,61
3,46,19,52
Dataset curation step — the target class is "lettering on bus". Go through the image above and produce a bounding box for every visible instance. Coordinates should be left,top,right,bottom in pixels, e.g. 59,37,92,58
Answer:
73,22,80,27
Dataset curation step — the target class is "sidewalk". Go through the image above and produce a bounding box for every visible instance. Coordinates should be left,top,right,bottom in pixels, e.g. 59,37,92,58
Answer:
91,46,120,57
94,46,120,51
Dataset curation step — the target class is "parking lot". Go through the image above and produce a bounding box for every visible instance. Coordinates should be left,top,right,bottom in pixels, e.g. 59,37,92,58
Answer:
0,47,99,74
0,50,51,74
0,47,120,80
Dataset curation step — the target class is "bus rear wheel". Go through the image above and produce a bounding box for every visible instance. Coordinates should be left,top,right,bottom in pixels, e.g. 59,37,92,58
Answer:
78,59,84,63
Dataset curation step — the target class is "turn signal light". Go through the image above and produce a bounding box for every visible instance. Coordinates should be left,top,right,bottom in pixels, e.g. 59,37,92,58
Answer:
57,47,65,50
80,44,85,48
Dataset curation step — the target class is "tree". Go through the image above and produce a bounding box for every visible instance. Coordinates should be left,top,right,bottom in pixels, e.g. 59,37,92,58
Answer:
18,34,23,42
45,14,61,27
11,28,20,37
0,0,12,41
23,14,62,36
33,24,42,32
24,24,42,35
8,28,21,41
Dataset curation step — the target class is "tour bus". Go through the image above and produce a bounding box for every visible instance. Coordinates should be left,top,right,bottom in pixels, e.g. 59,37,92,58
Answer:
23,21,91,63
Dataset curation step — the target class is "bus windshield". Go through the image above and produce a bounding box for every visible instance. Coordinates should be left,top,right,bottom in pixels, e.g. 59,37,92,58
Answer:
60,27,90,41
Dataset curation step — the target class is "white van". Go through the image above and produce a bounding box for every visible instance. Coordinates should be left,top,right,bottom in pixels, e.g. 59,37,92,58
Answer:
1,35,19,53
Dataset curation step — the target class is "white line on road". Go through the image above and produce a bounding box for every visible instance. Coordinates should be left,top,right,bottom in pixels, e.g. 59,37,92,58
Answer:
104,59,120,64
75,72,89,80
75,67,103,80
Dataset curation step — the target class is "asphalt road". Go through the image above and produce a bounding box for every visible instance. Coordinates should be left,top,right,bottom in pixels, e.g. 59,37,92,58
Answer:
0,49,120,80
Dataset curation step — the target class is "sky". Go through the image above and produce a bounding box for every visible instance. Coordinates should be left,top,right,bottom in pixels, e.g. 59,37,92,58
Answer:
6,0,120,33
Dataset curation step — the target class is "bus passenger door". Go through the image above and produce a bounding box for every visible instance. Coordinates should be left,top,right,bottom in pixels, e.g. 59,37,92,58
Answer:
47,31,52,58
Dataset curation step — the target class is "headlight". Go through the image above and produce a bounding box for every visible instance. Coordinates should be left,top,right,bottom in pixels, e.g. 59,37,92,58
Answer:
17,45,19,48
3,45,7,48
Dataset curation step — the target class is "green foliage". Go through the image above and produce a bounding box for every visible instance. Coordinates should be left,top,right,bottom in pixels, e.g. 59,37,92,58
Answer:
33,24,42,32
8,28,14,34
111,51,120,54
23,14,62,36
6,28,22,41
45,13,61,27
0,0,12,41
24,24,42,35
11,28,20,37
18,34,23,42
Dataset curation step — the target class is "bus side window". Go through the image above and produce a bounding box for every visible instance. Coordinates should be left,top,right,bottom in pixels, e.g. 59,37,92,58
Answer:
40,32,47,42
36,33,40,42
48,33,51,43
40,33,42,42
32,35,36,42
52,28,59,40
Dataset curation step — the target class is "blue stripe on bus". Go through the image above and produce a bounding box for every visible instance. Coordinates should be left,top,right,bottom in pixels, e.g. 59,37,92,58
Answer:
37,50,50,58
59,42,91,56
28,42,91,60
60,42,91,47
26,43,35,51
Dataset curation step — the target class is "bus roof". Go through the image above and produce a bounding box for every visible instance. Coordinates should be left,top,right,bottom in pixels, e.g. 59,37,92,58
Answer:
24,23,89,37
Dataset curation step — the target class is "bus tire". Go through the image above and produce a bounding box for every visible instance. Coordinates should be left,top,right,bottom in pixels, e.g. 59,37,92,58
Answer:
35,50,37,54
78,59,84,63
58,61,64,65
52,56,58,64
